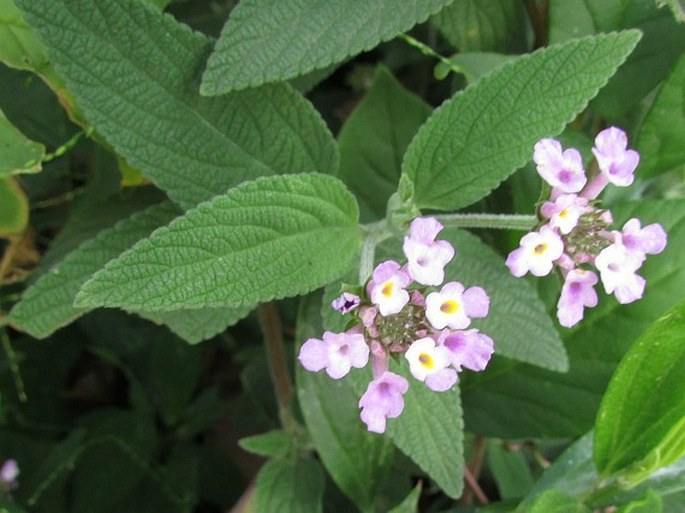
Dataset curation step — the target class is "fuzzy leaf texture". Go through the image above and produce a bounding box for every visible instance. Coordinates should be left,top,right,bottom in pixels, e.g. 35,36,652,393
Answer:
594,298,685,481
15,0,338,210
75,174,360,310
402,31,641,211
200,0,456,94
255,458,324,513
7,202,251,342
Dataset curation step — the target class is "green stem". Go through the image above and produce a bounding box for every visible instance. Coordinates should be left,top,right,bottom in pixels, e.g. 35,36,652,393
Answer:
1,328,27,403
398,33,463,76
23,127,93,169
258,302,298,435
438,213,538,231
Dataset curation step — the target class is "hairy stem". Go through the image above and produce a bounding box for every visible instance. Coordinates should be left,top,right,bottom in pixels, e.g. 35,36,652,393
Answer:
438,213,537,231
258,301,297,434
399,33,463,76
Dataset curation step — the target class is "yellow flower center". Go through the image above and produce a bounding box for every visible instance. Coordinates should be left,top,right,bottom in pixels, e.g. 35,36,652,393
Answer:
381,282,394,297
533,243,548,255
440,300,459,314
418,353,435,369
559,209,569,219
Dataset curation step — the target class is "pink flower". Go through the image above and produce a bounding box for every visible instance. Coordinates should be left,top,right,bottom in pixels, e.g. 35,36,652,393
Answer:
533,138,587,193
367,260,411,316
592,127,639,187
331,292,361,314
439,330,494,372
595,244,646,304
298,331,369,379
506,225,565,277
557,269,599,328
425,281,490,330
404,337,458,392
616,218,667,259
358,371,409,433
403,217,455,286
0,459,19,490
540,194,588,235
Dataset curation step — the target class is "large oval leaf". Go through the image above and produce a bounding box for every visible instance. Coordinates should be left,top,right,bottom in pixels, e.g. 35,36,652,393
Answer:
200,0,455,94
75,174,361,310
402,31,641,211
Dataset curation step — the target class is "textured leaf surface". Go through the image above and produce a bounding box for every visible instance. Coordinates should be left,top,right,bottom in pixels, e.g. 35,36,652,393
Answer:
443,228,567,371
402,31,641,210
461,200,685,438
75,174,360,310
139,306,251,344
527,490,590,513
200,0,455,94
434,52,515,83
8,201,248,342
431,0,524,52
296,293,394,513
636,55,685,177
8,202,180,337
594,298,685,480
239,430,292,458
337,66,431,221
0,108,44,177
255,458,324,513
16,0,338,210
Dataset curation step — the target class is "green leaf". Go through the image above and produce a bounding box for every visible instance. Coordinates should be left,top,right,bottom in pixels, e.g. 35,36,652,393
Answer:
527,490,591,513
8,202,180,337
140,306,251,345
296,292,394,513
0,177,28,235
0,108,45,177
431,0,524,52
442,228,567,371
239,430,293,459
75,174,360,310
388,482,422,513
402,31,641,211
487,440,534,499
636,54,685,177
656,0,685,23
200,0,455,95
547,0,596,44
255,458,324,513
337,66,431,221
594,298,685,482
15,0,338,210
461,199,685,438
587,0,685,118
0,0,55,76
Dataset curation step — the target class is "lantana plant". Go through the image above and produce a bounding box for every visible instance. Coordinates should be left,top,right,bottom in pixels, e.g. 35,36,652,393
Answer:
299,218,494,432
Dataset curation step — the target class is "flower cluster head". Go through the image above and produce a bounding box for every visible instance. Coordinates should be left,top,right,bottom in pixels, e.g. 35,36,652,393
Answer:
507,127,667,328
0,459,19,495
299,217,494,433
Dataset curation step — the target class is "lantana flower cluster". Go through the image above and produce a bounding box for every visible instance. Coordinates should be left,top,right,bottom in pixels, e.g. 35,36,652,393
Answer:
299,218,494,433
507,127,667,328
